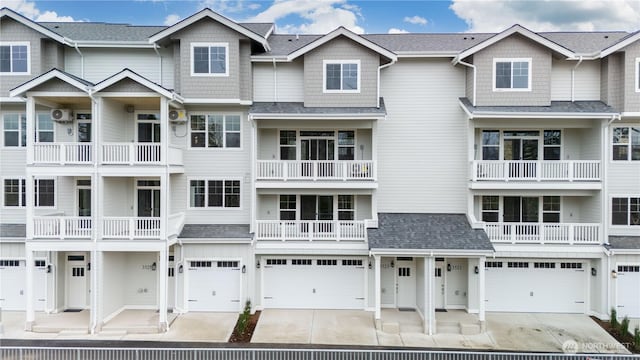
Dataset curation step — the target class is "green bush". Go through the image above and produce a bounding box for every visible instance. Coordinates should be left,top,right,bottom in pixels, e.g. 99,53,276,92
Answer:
634,326,640,349
620,316,630,336
610,308,618,329
237,300,251,334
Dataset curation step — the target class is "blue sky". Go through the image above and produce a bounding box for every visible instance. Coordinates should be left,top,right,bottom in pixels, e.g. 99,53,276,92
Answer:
5,0,640,34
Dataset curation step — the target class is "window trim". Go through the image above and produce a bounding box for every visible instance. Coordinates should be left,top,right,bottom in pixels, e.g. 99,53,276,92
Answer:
611,126,640,161
34,178,56,208
0,41,30,75
190,42,229,77
2,177,25,208
492,58,532,92
35,112,55,143
323,60,361,94
611,195,640,227
2,113,27,148
188,112,242,150
187,178,242,210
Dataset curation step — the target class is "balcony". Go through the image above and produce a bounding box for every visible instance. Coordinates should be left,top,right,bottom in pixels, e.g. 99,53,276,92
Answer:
256,160,375,181
102,213,184,240
255,220,367,241
484,223,601,245
101,143,183,166
33,217,92,239
471,160,601,182
33,143,93,164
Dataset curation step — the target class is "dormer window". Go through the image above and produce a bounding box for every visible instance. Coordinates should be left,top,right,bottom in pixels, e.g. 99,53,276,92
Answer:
0,42,29,75
324,60,360,93
493,58,531,91
191,42,228,76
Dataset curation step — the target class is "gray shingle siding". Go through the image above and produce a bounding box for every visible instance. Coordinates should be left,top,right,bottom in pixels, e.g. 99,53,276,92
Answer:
472,34,552,106
303,37,380,108
0,17,44,97
622,41,640,112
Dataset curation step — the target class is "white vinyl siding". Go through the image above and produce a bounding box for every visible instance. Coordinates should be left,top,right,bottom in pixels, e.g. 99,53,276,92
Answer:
252,60,304,102
551,59,601,101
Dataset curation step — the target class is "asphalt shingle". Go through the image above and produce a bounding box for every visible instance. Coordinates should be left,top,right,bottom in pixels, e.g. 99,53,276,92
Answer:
459,97,617,114
609,236,640,250
0,224,26,238
367,213,493,251
250,98,386,115
178,224,251,239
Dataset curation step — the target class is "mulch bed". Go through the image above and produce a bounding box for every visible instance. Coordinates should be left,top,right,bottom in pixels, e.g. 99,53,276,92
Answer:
590,316,639,354
229,311,261,343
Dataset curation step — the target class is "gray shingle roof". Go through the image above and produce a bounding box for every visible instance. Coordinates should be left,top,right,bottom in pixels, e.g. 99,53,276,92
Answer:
250,98,386,115
179,224,251,239
539,32,628,54
460,97,617,114
40,22,165,42
609,236,640,250
367,213,493,251
363,33,494,53
239,23,273,38
0,224,26,238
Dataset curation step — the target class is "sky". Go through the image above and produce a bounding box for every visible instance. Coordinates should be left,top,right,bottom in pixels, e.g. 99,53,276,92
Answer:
3,0,640,34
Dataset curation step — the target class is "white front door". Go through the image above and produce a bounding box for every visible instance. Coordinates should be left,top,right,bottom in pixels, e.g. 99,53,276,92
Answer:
616,265,640,318
434,261,445,309
66,254,87,309
187,260,241,312
396,258,416,308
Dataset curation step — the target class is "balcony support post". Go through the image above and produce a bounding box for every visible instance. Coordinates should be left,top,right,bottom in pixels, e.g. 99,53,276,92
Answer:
539,224,545,244
26,97,35,165
160,172,168,241
568,225,575,245
374,255,381,329
568,161,574,182
25,247,35,330
158,247,168,332
372,121,379,181
335,220,340,241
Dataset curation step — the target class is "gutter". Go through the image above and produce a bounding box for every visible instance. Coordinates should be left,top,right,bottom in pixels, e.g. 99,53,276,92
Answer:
571,56,583,102
454,59,476,106
377,59,396,108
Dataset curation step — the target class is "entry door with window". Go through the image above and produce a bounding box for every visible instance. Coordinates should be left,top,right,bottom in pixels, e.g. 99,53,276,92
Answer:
504,131,539,178
77,180,91,232
137,114,161,162
503,197,539,239
137,181,161,217
76,113,92,162
396,258,416,308
300,131,335,177
300,195,333,234
66,255,87,309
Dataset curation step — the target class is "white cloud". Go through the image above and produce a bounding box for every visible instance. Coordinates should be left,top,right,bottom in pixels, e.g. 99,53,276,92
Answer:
248,3,262,10
451,0,640,32
199,0,247,14
163,14,181,26
403,15,427,26
248,0,364,34
388,28,409,34
3,0,77,22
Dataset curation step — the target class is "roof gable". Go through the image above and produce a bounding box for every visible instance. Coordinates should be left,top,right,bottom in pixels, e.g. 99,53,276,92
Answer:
0,7,69,44
455,24,575,62
600,30,640,57
93,69,182,101
148,8,269,51
286,27,396,62
10,68,92,97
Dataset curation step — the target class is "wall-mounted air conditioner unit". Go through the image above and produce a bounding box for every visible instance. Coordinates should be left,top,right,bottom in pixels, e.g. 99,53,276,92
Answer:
50,109,73,123
168,110,187,123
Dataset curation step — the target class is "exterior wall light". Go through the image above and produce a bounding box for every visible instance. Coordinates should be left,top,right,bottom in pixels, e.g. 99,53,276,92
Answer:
178,264,183,273
256,261,260,269
46,264,52,273
87,262,91,271
151,262,157,271
474,266,479,274
447,263,452,272
242,265,246,273
390,260,394,268
591,267,597,276
611,269,617,278
368,262,372,270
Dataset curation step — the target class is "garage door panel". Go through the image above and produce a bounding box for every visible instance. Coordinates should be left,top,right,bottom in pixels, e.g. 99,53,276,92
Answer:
0,260,46,311
188,261,241,312
616,265,640,318
485,260,586,313
263,258,365,310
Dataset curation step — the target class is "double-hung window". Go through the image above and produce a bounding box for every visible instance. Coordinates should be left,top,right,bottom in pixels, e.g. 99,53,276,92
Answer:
279,130,296,160
3,113,26,147
279,195,296,220
481,131,500,160
494,58,531,91
338,195,354,220
189,179,240,208
543,130,561,160
612,127,640,161
0,42,29,74
612,197,640,226
324,60,360,92
36,113,54,142
190,114,240,148
3,178,25,207
542,196,561,223
34,179,55,207
191,43,228,76
481,196,499,222
338,131,355,160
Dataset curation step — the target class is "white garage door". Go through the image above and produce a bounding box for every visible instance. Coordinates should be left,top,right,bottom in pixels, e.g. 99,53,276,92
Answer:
485,260,586,313
187,260,241,312
263,257,365,309
0,260,46,311
616,265,640,318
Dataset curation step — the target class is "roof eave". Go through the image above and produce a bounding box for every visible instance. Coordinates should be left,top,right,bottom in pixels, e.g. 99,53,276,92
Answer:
369,248,494,256
0,7,70,45
249,113,386,120
9,69,92,98
469,111,617,119
92,69,177,100
600,31,640,57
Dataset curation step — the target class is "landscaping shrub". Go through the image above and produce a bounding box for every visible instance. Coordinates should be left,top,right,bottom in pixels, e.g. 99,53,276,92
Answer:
610,308,618,329
236,300,251,334
620,316,630,336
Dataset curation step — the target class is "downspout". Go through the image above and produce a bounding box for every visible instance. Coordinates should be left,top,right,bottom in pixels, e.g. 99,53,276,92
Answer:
602,113,620,320
153,43,163,86
377,59,397,108
74,43,84,78
571,56,583,102
456,59,476,106
272,58,277,102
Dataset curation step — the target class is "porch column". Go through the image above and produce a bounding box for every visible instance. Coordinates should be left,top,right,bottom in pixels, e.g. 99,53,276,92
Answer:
93,97,102,165
160,172,168,240
91,250,102,333
25,247,35,330
374,255,381,329
160,97,168,164
478,256,486,328
25,173,34,240
426,256,435,335
158,247,168,332
97,176,104,239
372,120,378,180
250,118,257,233
26,97,35,164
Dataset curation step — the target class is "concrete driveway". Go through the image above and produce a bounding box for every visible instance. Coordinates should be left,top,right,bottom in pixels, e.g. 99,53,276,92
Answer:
251,309,378,345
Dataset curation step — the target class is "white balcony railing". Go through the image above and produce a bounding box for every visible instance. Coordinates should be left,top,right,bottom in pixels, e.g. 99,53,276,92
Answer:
255,220,367,241
32,217,92,239
471,160,601,182
102,217,161,239
484,222,601,244
101,143,161,164
33,143,93,164
257,160,375,181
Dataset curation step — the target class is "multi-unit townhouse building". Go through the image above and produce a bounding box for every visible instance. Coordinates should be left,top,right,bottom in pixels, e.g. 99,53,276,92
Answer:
0,7,638,335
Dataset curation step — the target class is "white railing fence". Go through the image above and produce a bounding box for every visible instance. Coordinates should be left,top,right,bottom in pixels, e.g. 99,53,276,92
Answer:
33,143,93,164
257,160,375,180
102,217,161,239
32,217,92,239
471,160,600,181
255,220,366,241
484,223,601,244
102,143,161,164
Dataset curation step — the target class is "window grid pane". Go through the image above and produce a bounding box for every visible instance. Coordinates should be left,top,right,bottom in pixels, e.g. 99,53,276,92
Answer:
189,180,205,207
326,64,341,90
208,180,223,207
224,180,240,208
